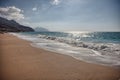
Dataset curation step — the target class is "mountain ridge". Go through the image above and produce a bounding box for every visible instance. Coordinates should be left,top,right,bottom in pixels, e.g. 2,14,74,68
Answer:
0,17,34,33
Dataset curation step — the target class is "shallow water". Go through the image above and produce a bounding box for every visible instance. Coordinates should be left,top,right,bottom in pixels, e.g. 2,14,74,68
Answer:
10,32,120,67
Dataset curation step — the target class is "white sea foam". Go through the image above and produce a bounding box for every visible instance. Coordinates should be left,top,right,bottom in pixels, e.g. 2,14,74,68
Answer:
10,33,120,67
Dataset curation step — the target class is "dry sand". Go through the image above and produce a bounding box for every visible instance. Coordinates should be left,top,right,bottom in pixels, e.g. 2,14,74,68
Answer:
0,33,120,80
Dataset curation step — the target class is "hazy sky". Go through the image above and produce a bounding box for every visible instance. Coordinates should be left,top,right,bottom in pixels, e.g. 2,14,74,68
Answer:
0,0,120,31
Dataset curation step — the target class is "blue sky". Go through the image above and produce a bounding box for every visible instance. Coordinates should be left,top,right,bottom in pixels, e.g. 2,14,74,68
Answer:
0,0,120,31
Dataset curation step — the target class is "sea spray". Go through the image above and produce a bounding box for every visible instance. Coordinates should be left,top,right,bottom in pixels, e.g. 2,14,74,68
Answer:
10,32,120,67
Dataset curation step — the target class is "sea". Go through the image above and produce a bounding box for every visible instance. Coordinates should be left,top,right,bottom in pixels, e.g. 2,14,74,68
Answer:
11,31,120,67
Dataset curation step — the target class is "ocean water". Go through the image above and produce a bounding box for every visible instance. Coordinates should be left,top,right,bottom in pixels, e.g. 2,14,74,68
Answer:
11,32,120,67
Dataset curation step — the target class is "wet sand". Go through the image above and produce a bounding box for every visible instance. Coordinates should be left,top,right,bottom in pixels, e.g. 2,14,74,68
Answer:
0,33,120,80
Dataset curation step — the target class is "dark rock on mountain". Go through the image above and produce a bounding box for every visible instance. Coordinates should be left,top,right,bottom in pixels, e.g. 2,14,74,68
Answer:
0,17,34,32
34,27,49,32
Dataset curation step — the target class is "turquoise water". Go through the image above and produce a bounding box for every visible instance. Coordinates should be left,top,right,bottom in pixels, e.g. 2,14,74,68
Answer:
20,32,120,43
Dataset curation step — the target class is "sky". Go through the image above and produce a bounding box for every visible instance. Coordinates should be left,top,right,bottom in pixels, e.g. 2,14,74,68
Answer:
0,0,120,31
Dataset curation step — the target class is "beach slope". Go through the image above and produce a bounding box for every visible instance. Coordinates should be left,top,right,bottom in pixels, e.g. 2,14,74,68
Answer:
0,34,120,80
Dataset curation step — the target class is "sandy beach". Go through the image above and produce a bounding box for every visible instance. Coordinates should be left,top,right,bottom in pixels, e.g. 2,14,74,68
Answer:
0,33,120,80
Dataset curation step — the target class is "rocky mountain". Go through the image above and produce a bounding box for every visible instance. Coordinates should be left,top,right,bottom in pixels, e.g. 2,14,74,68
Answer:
0,17,34,32
34,27,49,32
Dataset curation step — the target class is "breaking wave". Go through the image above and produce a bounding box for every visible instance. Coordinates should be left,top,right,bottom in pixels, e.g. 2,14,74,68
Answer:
10,32,120,67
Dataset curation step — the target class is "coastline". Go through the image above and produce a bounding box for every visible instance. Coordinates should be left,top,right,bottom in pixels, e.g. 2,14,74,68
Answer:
0,33,120,80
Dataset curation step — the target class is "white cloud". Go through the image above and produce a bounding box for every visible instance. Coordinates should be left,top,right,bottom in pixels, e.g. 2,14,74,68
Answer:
32,7,37,11
51,0,61,5
0,6,24,20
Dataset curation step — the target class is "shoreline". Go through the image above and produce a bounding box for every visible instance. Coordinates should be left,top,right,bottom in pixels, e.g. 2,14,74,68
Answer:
1,33,120,80
13,32,120,68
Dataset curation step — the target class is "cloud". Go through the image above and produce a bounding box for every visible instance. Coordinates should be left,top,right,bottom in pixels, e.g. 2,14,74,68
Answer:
51,0,61,5
0,6,24,20
32,7,37,11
